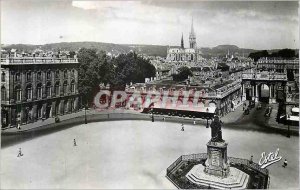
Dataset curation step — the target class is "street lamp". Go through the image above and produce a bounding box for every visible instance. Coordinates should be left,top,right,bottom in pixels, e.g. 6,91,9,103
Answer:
84,105,87,124
206,107,209,128
151,108,154,122
206,118,209,128
286,114,290,138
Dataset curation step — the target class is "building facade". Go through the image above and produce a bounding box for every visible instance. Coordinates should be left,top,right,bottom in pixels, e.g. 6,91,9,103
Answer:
123,80,242,117
1,57,80,128
256,58,299,74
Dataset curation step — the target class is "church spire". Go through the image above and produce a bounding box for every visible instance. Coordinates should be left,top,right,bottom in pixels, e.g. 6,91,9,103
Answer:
189,17,196,49
181,32,184,48
191,17,195,36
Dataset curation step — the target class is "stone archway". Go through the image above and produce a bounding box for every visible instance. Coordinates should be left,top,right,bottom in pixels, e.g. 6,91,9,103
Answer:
258,83,270,103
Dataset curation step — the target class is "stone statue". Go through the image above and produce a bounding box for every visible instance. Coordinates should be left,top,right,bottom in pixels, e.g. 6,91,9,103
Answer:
210,115,224,142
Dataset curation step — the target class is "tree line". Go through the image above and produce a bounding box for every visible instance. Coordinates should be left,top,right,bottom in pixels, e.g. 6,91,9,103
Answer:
248,49,298,62
77,48,156,105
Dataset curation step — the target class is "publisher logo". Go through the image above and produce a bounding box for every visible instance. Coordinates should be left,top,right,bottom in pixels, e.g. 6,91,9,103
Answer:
258,148,282,169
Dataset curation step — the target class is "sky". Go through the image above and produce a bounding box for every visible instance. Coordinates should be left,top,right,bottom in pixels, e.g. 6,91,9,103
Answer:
1,0,299,49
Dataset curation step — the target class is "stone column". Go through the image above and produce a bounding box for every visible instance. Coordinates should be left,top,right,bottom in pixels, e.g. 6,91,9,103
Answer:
22,72,27,101
32,72,37,100
75,97,79,111
32,104,37,121
273,84,277,101
42,103,47,119
269,84,272,104
60,100,65,115
242,83,246,101
20,107,25,124
7,107,12,127
251,85,255,101
52,101,56,117
255,84,259,102
11,108,16,126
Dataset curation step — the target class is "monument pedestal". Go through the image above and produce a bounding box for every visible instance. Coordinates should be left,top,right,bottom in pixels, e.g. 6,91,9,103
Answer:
204,140,230,178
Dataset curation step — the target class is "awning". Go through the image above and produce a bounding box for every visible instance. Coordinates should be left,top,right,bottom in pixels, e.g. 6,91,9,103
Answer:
292,107,299,113
287,116,299,122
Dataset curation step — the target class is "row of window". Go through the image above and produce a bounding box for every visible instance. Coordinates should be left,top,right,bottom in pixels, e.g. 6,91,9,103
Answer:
1,81,76,101
11,99,77,123
12,70,76,82
170,54,194,61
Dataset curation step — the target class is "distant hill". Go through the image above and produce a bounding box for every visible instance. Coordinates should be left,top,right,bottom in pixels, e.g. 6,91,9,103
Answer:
200,44,256,58
1,42,293,58
1,42,169,57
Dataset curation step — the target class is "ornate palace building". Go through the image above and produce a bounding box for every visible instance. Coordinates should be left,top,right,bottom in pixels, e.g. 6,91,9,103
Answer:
1,55,80,128
166,19,203,63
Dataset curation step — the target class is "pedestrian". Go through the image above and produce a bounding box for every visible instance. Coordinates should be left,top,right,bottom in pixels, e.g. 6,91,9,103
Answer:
163,116,165,121
151,113,154,122
17,148,23,157
250,155,253,163
181,123,184,131
73,139,77,146
193,119,196,125
282,159,288,168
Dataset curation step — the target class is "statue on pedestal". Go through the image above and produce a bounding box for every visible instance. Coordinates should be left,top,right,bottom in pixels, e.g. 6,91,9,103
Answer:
210,115,224,143
204,115,230,177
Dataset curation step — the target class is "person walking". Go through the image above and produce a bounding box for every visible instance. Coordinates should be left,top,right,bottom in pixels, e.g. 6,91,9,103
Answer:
17,123,21,130
17,148,23,157
73,139,77,146
282,159,288,168
163,116,165,121
250,155,253,164
181,123,184,131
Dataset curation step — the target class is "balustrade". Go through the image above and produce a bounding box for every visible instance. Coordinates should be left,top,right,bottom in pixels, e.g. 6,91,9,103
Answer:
1,57,78,64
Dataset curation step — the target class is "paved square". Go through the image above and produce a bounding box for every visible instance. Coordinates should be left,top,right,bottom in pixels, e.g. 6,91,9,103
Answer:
1,120,299,189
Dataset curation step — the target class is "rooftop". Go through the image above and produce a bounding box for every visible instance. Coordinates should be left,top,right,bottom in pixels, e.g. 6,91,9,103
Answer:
1,57,79,65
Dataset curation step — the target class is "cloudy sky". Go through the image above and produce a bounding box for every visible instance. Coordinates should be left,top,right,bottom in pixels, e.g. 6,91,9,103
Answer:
1,0,299,49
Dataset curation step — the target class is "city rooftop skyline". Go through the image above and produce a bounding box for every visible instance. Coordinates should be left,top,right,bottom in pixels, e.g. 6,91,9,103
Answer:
1,0,299,50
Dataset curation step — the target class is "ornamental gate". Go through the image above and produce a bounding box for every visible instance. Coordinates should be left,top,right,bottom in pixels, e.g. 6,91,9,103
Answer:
241,72,287,104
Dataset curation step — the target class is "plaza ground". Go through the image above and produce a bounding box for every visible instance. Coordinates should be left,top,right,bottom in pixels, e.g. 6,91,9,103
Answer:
1,120,298,189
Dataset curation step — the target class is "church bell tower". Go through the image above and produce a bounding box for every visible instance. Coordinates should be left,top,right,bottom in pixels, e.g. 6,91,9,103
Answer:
189,18,196,49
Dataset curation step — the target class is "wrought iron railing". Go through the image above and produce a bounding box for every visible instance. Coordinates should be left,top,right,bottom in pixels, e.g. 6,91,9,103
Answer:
1,57,78,64
166,153,269,176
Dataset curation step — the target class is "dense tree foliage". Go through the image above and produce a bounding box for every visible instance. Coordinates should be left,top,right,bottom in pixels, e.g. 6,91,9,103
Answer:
172,66,193,81
217,62,230,71
77,49,156,104
248,49,297,62
270,49,296,58
112,52,156,87
77,48,114,104
248,50,269,62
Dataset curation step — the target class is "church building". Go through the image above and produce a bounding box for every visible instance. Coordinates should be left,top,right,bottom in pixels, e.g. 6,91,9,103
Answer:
166,19,203,63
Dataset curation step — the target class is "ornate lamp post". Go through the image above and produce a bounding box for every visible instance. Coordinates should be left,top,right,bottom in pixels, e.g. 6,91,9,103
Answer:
84,104,87,124
151,108,154,122
206,107,209,128
286,114,290,138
